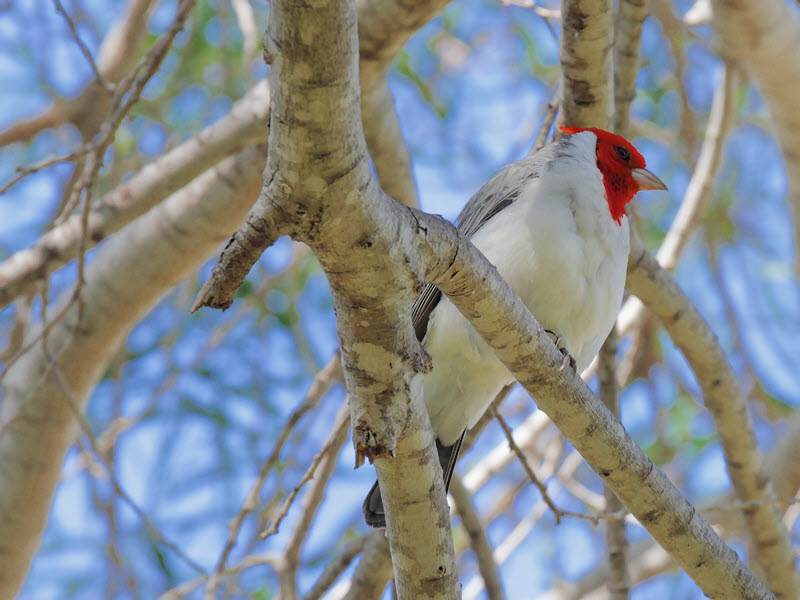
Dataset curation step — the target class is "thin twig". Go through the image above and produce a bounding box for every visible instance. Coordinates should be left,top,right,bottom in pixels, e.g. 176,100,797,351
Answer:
53,0,114,92
0,143,95,195
49,359,206,574
207,354,342,584
488,404,563,522
529,80,561,156
259,404,351,540
276,403,351,600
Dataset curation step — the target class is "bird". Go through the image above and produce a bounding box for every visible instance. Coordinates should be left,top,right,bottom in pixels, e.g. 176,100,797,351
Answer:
363,126,667,528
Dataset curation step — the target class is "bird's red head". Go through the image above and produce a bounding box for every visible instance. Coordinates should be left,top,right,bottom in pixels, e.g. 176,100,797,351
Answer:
560,126,666,225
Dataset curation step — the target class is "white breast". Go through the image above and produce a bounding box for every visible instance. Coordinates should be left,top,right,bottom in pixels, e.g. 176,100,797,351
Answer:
424,133,630,445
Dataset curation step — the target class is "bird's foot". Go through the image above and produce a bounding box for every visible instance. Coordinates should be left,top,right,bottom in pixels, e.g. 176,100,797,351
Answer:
545,329,577,373
558,347,577,373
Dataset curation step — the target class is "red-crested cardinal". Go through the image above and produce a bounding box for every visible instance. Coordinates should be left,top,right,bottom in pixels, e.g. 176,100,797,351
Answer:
363,127,667,527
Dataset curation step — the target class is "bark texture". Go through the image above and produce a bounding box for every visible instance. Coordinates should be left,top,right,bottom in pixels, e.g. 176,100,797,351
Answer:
558,0,614,130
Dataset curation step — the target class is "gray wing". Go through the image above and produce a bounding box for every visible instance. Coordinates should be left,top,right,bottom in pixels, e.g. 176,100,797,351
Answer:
411,137,575,340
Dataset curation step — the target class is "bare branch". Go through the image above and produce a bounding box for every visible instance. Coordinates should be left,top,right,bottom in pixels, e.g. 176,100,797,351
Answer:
53,0,114,92
302,535,368,600
0,142,267,599
360,78,419,208
0,0,157,147
0,80,270,310
626,229,799,598
208,354,342,587
231,0,260,64
195,0,457,311
450,474,505,600
261,406,350,541
618,63,735,345
529,81,561,156
557,0,614,130
49,365,206,574
274,404,351,600
489,405,563,521
340,531,393,600
597,330,630,600
613,0,649,135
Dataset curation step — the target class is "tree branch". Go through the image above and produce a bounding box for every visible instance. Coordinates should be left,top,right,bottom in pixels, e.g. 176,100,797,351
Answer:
0,81,270,310
557,0,614,129
450,474,505,600
626,229,799,599
0,0,157,147
613,0,648,135
0,143,267,600
711,0,800,276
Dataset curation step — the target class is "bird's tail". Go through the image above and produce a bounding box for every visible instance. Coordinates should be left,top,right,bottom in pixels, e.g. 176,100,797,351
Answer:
362,431,466,528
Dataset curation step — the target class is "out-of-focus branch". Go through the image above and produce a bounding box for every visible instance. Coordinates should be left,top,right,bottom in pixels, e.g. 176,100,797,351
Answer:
302,535,368,600
449,474,505,600
0,0,157,147
613,0,649,135
557,0,614,131
656,65,734,270
274,404,351,600
53,0,113,92
205,353,342,595
541,540,674,600
626,229,800,599
360,78,418,208
0,142,267,600
529,82,561,156
231,0,260,65
338,531,393,600
597,330,630,600
618,63,734,341
0,81,270,311
356,0,453,209
711,0,800,276
648,0,699,152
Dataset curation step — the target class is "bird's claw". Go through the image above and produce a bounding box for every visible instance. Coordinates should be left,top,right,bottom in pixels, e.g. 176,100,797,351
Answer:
546,329,576,372
559,347,577,373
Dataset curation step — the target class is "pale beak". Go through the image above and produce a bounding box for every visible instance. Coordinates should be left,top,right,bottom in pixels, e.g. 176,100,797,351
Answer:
631,168,668,191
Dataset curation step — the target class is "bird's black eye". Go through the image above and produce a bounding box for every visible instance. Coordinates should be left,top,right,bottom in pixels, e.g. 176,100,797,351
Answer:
615,146,631,161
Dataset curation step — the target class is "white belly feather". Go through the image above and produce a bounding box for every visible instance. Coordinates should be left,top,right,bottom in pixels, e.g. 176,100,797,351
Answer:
424,161,630,446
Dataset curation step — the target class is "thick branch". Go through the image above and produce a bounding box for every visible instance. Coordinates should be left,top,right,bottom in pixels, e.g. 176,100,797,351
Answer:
194,0,453,311
626,230,798,599
557,0,614,129
408,210,772,599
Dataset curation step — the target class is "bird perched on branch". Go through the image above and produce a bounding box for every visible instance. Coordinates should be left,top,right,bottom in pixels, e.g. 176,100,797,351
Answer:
363,127,667,528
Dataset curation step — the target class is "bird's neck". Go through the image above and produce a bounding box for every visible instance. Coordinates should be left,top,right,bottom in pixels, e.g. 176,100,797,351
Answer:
599,170,636,226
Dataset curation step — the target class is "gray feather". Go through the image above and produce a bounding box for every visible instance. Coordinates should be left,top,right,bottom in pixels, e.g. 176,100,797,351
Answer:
364,135,580,528
411,136,576,339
